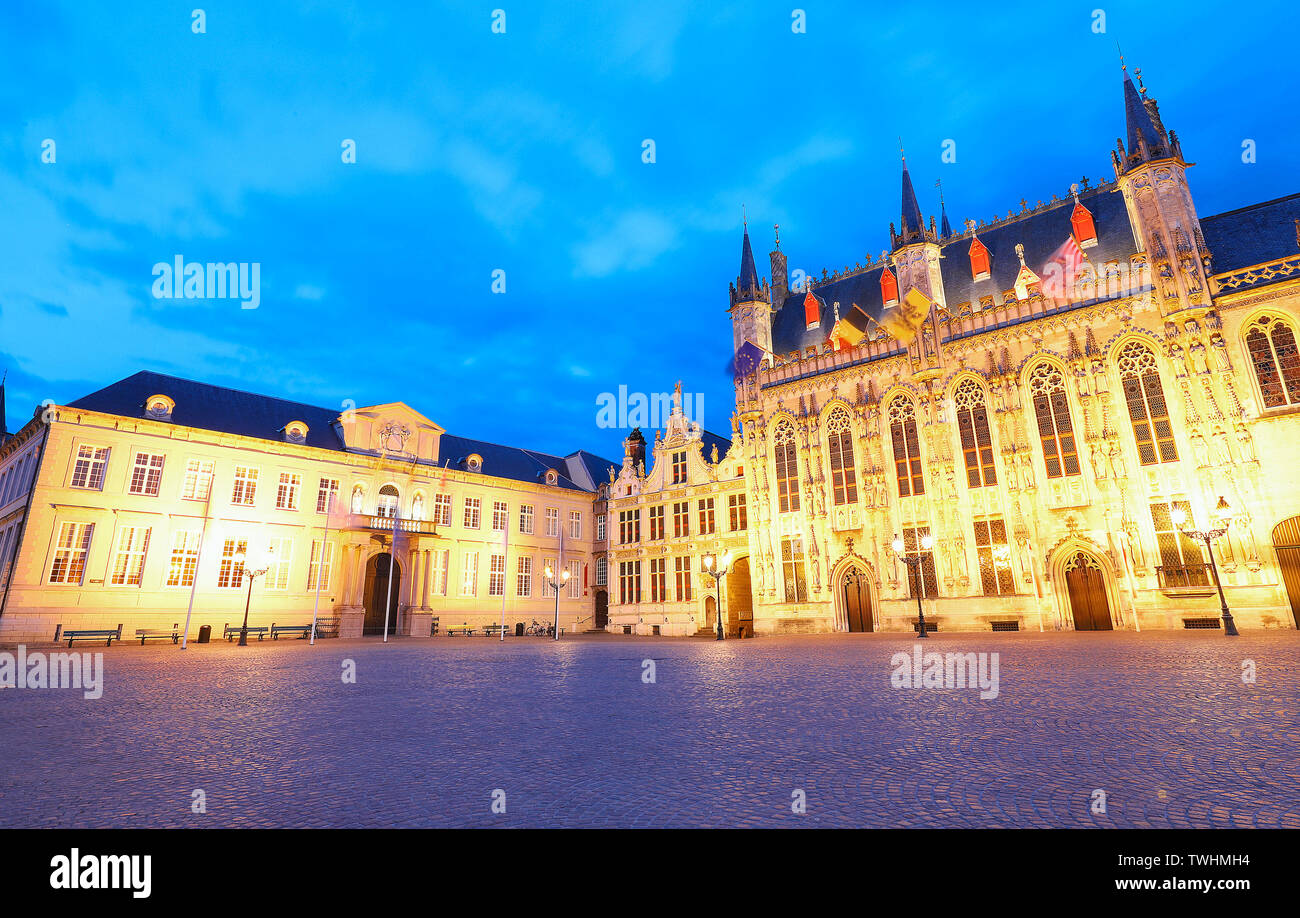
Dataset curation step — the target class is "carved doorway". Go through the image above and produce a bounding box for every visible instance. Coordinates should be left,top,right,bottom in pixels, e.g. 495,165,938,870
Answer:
1272,516,1300,628
1064,551,1112,631
842,565,873,632
363,553,402,635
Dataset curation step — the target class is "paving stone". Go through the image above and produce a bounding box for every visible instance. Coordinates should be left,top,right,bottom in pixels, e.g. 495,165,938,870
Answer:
0,631,1295,827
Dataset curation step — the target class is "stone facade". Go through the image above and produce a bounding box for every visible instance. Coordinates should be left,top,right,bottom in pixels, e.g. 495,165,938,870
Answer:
715,67,1300,635
0,376,615,644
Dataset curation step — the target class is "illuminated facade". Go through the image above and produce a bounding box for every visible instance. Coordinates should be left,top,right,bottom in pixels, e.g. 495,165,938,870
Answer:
0,372,617,644
716,65,1300,633
604,386,748,635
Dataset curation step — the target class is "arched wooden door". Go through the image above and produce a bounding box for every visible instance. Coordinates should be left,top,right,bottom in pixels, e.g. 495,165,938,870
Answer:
594,590,609,629
727,557,752,636
704,595,717,631
363,553,401,635
1064,552,1112,631
842,566,873,632
1272,516,1300,628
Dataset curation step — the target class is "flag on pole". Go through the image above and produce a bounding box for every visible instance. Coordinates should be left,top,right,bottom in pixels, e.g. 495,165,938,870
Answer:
730,339,767,379
1040,235,1088,303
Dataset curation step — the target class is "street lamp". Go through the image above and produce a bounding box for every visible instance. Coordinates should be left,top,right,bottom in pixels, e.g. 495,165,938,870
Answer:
233,544,275,646
1171,496,1238,636
701,551,732,640
544,564,570,641
891,533,935,638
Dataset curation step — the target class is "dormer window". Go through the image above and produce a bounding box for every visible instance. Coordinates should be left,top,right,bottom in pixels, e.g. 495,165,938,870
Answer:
283,420,309,444
969,237,991,281
466,454,482,473
803,289,820,330
144,394,174,421
545,469,558,486
880,265,898,306
1071,200,1098,248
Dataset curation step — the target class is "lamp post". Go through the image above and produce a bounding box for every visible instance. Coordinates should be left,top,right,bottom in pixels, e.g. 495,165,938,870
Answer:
701,551,732,640
891,533,934,638
233,545,274,647
1171,496,1238,636
544,564,570,640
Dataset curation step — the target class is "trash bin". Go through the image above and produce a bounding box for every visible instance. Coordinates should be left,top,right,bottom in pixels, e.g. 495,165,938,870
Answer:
515,622,524,637
196,624,211,644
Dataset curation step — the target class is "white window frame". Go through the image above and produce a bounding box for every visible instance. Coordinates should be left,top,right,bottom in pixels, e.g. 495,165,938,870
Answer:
110,525,152,586
49,522,94,584
128,452,165,496
70,445,110,491
231,466,259,506
276,472,302,511
182,459,215,501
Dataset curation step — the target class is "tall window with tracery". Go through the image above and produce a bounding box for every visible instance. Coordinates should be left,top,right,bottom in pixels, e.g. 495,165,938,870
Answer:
825,407,858,505
1027,363,1080,478
1117,341,1178,465
773,422,800,513
889,395,924,497
953,378,997,488
1245,314,1300,408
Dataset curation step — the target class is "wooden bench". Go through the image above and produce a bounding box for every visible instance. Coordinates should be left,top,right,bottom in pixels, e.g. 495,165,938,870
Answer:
482,624,510,637
136,625,180,645
62,625,123,647
446,627,476,636
223,623,269,641
271,623,313,640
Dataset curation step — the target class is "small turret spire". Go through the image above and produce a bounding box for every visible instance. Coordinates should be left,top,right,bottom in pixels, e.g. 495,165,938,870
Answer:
936,178,952,239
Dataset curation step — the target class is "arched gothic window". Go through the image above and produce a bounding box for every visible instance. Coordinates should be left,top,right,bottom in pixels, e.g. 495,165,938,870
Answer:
953,378,997,488
825,407,857,505
377,484,400,519
889,395,924,497
1116,341,1177,465
1245,314,1300,408
773,422,800,513
1027,363,1080,478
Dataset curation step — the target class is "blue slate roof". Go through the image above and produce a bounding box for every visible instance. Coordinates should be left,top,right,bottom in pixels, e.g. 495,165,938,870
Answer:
1201,192,1300,277
700,429,732,462
67,371,617,493
738,227,760,291
771,185,1140,355
900,163,925,238
70,370,345,450
1123,70,1166,161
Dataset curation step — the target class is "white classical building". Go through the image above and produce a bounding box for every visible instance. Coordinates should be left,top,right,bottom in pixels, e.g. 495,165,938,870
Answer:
0,371,618,643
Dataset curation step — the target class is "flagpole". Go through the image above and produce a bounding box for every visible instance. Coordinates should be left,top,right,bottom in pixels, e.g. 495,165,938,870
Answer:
383,511,398,643
180,475,213,650
553,526,564,640
499,520,509,642
310,493,333,646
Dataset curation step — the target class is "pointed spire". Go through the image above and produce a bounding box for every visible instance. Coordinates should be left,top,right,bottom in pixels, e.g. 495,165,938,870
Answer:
1121,65,1168,170
730,217,769,306
936,178,952,239
900,157,924,238
739,223,759,292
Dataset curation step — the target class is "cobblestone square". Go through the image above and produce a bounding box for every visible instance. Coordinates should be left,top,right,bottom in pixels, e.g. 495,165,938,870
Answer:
1,631,1296,828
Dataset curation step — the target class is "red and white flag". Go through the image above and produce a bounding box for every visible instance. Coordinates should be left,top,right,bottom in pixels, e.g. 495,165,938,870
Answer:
1040,235,1087,303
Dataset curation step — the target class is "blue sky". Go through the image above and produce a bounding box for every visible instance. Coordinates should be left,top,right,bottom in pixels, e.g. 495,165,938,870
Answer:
1,0,1296,459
